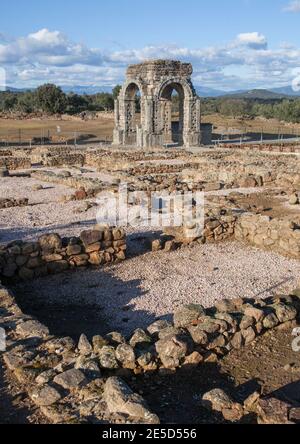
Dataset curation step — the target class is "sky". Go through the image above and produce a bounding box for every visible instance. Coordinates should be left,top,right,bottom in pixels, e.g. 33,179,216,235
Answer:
0,0,300,91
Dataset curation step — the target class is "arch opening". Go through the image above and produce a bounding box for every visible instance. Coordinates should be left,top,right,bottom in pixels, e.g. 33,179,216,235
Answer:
124,82,142,145
160,82,185,146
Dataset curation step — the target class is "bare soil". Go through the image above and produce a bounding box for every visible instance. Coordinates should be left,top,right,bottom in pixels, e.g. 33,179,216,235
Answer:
130,325,300,424
0,357,48,424
1,113,299,145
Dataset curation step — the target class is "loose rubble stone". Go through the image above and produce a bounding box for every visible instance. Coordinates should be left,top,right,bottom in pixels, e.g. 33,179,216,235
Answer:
256,397,292,424
92,335,108,352
16,320,49,338
263,313,279,329
39,234,62,253
231,331,244,349
244,307,265,322
80,230,103,247
30,385,62,406
202,389,234,412
174,304,206,328
274,303,297,323
104,377,160,424
147,320,173,336
78,334,93,355
241,327,256,345
106,331,126,345
98,346,119,369
75,356,101,377
36,370,57,385
187,325,208,345
155,334,191,369
53,369,87,390
129,329,152,348
240,315,255,330
116,344,136,369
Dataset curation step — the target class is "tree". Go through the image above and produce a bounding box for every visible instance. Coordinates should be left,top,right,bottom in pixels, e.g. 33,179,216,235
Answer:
0,92,18,112
16,91,37,113
113,85,122,100
36,84,67,114
89,93,114,111
66,93,89,114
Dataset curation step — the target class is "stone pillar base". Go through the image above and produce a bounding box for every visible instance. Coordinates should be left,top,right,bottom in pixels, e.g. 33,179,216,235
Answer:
113,129,124,145
183,132,202,148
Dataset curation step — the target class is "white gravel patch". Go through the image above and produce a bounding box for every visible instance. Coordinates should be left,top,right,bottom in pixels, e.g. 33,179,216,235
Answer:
0,175,99,243
0,176,74,204
14,241,300,336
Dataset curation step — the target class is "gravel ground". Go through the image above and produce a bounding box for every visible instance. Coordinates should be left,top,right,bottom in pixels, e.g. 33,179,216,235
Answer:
0,174,100,243
13,240,300,337
0,169,263,244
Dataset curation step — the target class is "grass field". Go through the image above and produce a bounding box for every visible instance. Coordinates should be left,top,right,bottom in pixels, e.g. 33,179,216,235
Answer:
202,113,300,136
0,113,299,145
0,114,114,144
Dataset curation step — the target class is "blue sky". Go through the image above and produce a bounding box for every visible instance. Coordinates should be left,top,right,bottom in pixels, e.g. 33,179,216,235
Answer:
1,0,300,90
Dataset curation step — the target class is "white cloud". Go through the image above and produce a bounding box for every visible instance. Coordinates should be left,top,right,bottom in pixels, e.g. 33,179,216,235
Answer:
1,29,300,91
236,32,268,49
0,28,104,66
284,1,300,12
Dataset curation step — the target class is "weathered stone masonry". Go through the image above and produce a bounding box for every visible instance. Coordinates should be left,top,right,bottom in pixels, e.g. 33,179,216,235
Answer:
1,281,299,423
0,229,126,282
113,60,211,148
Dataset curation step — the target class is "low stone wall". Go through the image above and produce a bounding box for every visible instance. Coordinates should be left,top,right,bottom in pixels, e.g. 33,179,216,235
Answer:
223,143,300,154
0,281,299,423
31,170,105,193
0,157,31,170
153,215,237,252
128,163,197,176
84,149,188,171
42,153,85,168
0,150,13,157
0,197,29,209
0,229,126,282
235,213,300,259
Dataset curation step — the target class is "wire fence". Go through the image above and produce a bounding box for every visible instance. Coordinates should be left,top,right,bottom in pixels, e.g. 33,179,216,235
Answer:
0,128,113,147
0,125,299,148
212,125,300,145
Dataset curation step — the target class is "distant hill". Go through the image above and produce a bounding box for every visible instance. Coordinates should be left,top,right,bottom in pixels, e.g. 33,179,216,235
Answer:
60,85,113,94
217,89,292,100
195,87,230,97
3,87,30,93
1,85,114,94
2,84,300,99
270,86,300,97
196,86,300,99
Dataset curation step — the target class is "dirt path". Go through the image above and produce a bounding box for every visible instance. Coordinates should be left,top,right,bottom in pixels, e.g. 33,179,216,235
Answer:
0,357,47,424
130,325,300,424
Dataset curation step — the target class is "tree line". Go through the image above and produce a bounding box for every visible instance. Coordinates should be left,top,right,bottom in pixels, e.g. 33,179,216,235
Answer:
201,97,300,123
0,84,122,115
1,83,300,124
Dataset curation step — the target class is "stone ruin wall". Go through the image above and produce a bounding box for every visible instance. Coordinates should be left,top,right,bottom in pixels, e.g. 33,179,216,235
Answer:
0,228,126,283
1,201,300,422
1,273,300,423
0,156,31,170
113,60,209,149
235,214,300,259
223,142,300,154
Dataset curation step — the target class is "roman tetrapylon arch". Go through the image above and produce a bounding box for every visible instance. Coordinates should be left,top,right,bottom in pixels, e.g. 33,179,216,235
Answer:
113,60,210,148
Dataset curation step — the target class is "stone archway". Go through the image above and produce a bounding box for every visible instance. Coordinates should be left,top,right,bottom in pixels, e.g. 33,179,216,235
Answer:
114,80,145,146
123,82,142,146
113,60,210,149
159,81,185,146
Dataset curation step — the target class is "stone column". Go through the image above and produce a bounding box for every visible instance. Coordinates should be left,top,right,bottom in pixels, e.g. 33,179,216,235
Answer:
183,97,201,147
